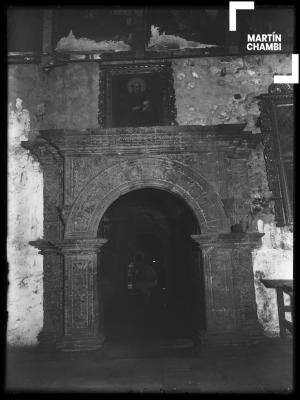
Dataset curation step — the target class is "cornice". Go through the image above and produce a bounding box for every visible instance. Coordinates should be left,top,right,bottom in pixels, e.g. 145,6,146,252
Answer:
32,124,260,158
191,232,264,249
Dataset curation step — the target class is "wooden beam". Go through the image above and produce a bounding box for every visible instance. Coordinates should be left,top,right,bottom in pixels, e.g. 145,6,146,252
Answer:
42,9,53,55
131,9,146,58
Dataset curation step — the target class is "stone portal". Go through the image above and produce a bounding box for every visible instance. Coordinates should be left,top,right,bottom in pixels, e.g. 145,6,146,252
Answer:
26,124,264,350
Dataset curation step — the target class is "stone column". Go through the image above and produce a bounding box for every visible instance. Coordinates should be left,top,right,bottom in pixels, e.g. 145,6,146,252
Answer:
55,238,107,351
191,233,264,344
29,240,64,347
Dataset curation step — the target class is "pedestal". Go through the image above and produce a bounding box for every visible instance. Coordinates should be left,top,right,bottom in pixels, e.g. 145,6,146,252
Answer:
192,233,265,344
54,238,107,351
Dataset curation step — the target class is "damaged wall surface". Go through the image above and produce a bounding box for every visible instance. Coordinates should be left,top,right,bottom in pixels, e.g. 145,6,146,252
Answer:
173,54,292,130
253,224,293,336
7,53,293,345
8,63,100,132
7,99,43,345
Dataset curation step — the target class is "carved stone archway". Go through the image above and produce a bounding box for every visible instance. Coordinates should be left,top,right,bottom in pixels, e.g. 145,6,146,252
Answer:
64,157,230,239
27,125,265,350
53,157,231,350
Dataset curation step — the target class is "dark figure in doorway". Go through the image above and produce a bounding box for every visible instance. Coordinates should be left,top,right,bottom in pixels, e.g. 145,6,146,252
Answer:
132,252,158,297
131,252,158,337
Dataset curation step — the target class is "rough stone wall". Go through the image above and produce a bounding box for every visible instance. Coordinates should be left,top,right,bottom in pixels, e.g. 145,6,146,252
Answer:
42,63,100,129
41,150,64,342
8,65,44,139
8,63,100,132
172,54,292,131
7,99,43,345
172,54,293,337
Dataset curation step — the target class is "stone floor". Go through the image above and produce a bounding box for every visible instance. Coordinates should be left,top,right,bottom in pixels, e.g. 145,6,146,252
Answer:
5,338,293,393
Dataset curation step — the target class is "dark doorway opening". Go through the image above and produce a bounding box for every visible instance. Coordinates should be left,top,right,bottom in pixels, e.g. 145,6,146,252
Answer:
97,188,205,349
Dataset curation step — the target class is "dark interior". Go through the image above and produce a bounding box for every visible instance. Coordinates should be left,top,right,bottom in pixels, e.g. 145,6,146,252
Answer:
97,188,205,345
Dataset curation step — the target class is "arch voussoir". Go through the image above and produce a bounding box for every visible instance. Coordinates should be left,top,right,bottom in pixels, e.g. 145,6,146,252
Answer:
64,157,230,238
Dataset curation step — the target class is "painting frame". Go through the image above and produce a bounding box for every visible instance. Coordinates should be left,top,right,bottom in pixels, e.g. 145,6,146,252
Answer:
98,61,177,128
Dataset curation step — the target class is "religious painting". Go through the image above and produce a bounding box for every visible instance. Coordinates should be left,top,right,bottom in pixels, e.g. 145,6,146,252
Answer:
112,74,163,127
99,63,177,128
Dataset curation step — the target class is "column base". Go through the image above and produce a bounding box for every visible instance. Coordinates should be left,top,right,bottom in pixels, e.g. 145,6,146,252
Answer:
200,329,266,346
37,330,59,350
56,335,105,351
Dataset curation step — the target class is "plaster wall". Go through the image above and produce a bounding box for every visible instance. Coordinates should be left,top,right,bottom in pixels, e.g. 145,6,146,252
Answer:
42,62,100,129
172,54,292,131
7,99,43,345
8,62,100,133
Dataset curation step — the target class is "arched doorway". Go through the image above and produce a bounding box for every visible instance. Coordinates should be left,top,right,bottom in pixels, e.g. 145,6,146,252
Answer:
31,137,264,351
51,156,262,351
97,188,205,347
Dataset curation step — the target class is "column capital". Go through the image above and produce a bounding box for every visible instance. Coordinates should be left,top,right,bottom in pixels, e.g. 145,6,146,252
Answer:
29,239,61,255
191,232,264,250
21,137,63,165
30,238,108,255
55,238,108,255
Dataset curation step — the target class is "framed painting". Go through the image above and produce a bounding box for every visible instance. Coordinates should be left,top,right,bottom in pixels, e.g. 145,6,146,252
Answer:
98,62,177,128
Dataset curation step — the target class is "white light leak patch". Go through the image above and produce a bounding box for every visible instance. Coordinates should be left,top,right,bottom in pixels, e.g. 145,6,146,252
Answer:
252,222,293,337
274,54,299,84
148,25,217,51
55,30,131,53
7,99,44,346
257,219,264,233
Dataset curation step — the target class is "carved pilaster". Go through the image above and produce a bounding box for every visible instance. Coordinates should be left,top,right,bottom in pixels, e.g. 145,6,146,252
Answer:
258,86,294,227
31,238,108,351
259,98,285,225
192,233,264,344
30,239,64,347
98,68,106,128
57,205,72,227
56,238,107,351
